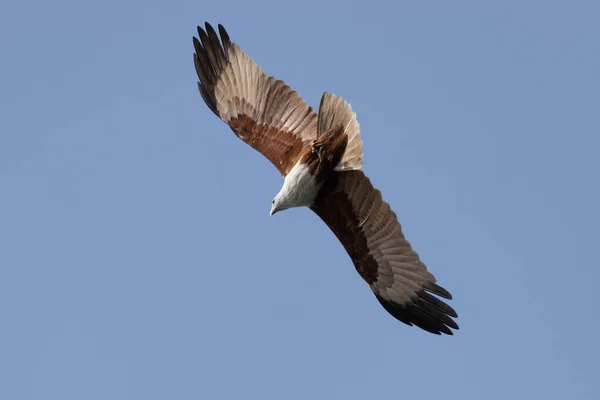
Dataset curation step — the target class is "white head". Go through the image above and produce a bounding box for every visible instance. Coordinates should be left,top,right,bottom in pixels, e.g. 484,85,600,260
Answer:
269,163,322,216
270,184,296,216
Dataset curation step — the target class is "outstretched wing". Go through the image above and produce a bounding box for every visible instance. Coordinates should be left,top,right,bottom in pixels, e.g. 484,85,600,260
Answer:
311,171,459,335
194,23,318,176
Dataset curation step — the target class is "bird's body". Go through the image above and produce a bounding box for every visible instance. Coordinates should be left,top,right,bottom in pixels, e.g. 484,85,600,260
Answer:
193,22,459,335
272,161,321,214
273,126,349,215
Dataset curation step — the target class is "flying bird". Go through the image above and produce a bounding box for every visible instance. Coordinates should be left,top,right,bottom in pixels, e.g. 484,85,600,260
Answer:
193,23,459,335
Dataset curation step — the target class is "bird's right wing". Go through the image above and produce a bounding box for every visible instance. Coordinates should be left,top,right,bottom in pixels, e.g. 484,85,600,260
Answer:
194,23,318,176
311,170,459,335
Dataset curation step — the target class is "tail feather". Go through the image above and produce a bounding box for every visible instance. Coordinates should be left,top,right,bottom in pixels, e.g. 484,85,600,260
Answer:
317,92,363,171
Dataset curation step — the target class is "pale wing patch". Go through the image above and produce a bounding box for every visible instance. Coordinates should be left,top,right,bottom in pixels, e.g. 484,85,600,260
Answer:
317,92,363,171
194,23,318,176
334,171,436,304
214,44,317,143
311,171,458,335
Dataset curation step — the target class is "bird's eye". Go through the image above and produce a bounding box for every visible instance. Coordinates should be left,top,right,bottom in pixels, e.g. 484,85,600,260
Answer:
272,199,275,204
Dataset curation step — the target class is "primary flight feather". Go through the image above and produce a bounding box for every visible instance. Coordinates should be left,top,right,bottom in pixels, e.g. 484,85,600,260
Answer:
193,22,459,335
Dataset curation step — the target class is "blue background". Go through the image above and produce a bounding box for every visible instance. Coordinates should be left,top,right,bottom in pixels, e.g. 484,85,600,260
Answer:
1,1,598,398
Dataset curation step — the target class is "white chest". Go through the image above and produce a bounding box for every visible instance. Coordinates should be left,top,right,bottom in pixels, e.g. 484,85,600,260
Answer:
277,162,323,209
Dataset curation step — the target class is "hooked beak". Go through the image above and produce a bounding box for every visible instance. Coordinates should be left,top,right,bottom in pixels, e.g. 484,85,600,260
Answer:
270,202,278,216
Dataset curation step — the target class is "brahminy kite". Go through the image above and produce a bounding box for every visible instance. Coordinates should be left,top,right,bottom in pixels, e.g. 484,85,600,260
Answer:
193,23,459,335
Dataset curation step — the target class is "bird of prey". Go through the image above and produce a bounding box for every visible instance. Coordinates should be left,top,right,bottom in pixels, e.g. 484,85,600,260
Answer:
193,22,459,335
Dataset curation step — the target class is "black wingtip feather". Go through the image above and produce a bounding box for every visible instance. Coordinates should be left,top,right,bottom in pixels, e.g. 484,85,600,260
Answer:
375,290,459,336
197,82,218,117
218,24,231,45
416,301,459,330
424,281,453,299
218,24,231,60
420,291,458,318
193,22,231,117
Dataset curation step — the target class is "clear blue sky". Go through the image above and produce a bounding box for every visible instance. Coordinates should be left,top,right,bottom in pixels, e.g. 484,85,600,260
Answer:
1,1,598,399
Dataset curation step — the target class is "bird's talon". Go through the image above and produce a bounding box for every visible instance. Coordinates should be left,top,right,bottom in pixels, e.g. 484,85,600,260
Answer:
312,142,325,162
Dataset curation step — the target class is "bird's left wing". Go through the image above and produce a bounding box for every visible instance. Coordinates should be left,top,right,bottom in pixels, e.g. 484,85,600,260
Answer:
311,170,459,335
194,23,318,176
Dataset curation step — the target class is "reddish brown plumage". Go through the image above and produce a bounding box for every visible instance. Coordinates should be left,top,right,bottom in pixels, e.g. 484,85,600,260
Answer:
311,171,458,334
299,125,348,181
229,114,305,176
311,172,379,285
194,22,459,335
193,23,317,177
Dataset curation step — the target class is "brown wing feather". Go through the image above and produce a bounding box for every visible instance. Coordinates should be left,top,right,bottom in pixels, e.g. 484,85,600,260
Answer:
194,23,318,176
311,171,459,335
